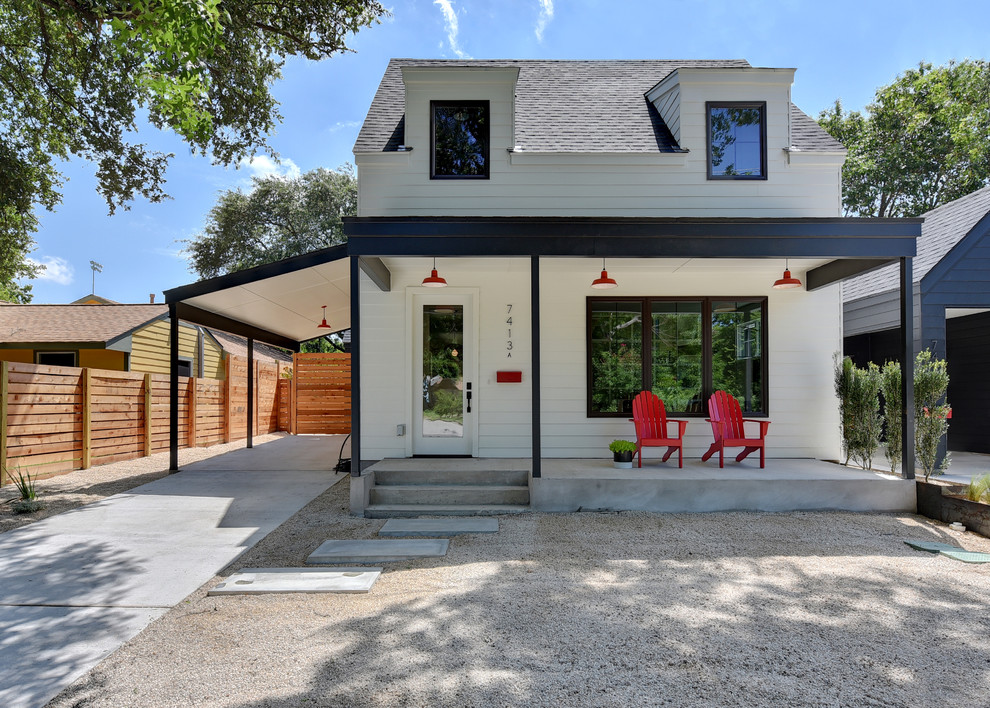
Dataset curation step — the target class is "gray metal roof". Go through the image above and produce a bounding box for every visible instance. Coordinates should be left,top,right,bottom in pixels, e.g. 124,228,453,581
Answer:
843,185,990,301
354,59,840,154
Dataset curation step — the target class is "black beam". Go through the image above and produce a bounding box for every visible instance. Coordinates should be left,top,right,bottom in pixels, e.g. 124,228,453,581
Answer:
806,258,897,291
901,257,915,480
247,338,254,449
169,304,179,473
531,256,541,479
358,256,391,292
172,302,298,350
347,235,917,260
164,244,348,302
350,256,361,478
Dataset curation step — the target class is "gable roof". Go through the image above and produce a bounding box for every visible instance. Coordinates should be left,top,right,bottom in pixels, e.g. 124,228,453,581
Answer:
0,304,168,345
206,329,292,365
843,185,990,301
354,59,841,155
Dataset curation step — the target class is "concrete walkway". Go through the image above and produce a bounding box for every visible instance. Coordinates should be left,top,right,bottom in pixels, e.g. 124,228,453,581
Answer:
0,436,342,708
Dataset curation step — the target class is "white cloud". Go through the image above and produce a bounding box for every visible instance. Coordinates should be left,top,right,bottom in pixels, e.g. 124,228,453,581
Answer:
535,0,554,42
434,0,469,59
27,256,74,285
238,155,301,180
327,120,361,134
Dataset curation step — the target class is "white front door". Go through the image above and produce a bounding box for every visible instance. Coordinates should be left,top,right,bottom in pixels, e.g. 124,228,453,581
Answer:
411,292,477,455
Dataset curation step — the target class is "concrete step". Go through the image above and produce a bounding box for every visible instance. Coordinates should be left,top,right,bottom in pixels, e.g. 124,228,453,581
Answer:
365,504,531,518
369,484,530,506
374,468,529,487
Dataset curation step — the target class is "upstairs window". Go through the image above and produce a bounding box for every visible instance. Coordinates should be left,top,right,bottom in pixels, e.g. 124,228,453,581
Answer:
431,101,489,179
707,102,767,180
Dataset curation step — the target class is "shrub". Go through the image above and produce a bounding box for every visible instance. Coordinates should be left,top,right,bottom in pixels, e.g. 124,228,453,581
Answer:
879,361,902,474
608,440,637,454
914,349,950,481
834,355,882,470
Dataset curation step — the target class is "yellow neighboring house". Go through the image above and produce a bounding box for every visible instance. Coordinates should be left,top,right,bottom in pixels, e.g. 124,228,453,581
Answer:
0,303,226,378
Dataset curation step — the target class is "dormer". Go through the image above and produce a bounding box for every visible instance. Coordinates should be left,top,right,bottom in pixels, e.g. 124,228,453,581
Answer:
646,67,804,179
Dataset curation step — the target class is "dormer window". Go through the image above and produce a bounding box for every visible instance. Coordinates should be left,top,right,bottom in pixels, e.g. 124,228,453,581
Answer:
707,102,767,180
431,101,489,179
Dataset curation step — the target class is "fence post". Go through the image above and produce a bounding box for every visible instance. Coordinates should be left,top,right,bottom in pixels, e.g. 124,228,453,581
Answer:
144,373,153,458
81,367,92,469
253,360,259,437
0,361,8,485
188,377,198,448
223,355,232,443
290,353,298,435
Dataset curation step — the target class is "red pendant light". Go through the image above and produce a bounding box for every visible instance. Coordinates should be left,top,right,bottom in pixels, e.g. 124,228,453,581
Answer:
317,305,332,329
591,258,618,289
772,259,802,290
423,257,448,288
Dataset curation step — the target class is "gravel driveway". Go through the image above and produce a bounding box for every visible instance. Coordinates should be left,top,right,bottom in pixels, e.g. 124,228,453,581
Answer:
43,475,990,708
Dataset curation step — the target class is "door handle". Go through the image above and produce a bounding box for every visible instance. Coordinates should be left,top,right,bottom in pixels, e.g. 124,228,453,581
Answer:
466,382,472,413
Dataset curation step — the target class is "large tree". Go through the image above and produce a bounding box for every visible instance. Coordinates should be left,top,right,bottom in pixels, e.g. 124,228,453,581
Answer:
818,60,990,218
185,165,357,278
0,0,386,301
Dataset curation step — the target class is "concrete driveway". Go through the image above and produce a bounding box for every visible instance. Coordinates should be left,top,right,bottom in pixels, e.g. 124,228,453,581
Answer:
0,436,341,708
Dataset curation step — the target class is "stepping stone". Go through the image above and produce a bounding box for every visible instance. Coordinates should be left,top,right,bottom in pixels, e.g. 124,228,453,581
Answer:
939,550,990,564
379,518,499,537
208,568,381,595
904,539,961,554
306,539,449,565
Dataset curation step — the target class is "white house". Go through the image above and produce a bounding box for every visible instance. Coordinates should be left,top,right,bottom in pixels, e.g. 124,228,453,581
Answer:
164,59,921,515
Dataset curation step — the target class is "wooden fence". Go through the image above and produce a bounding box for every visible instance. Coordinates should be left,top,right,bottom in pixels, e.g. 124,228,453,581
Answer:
288,353,351,435
0,355,286,484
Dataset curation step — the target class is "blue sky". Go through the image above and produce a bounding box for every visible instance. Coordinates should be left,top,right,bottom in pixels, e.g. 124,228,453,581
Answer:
23,0,990,304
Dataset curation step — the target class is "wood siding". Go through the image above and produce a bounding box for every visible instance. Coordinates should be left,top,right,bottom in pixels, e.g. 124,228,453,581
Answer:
290,353,351,434
130,320,224,379
946,311,990,452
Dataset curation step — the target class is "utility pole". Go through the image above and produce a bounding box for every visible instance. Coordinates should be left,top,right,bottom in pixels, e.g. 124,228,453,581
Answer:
90,261,103,295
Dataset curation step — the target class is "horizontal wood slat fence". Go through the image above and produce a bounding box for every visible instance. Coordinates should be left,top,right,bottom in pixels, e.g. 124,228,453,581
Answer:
0,355,293,485
288,353,352,435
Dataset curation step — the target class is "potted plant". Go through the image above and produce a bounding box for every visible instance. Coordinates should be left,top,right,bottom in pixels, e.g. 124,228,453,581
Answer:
609,440,637,469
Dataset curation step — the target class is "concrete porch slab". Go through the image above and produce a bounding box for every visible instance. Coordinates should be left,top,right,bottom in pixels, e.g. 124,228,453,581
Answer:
209,568,382,595
379,518,499,536
306,539,449,564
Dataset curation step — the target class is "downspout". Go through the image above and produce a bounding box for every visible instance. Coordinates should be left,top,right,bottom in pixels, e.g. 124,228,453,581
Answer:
531,256,541,478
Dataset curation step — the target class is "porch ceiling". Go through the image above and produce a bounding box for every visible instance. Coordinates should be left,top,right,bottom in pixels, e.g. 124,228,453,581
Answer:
163,244,351,347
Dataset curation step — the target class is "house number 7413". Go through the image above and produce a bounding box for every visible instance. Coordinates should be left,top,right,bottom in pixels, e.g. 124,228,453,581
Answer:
506,304,513,358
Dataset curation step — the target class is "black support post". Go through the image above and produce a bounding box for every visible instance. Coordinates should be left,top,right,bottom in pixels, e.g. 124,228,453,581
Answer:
900,257,915,480
168,303,179,472
247,337,254,449
350,256,361,477
531,256,541,479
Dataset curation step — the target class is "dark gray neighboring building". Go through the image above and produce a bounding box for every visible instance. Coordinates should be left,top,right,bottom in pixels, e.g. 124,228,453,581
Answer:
843,186,990,453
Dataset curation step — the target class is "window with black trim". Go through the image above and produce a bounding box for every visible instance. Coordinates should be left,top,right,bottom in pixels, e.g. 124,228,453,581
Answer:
587,297,767,417
431,101,489,179
707,102,767,179
36,351,77,367
176,358,193,377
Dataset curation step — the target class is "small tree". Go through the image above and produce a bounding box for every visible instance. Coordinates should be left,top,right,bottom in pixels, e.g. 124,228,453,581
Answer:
914,349,951,480
834,353,856,465
850,362,883,471
879,361,902,474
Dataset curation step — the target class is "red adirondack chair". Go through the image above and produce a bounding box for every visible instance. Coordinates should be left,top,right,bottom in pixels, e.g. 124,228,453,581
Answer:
702,390,770,468
630,391,688,468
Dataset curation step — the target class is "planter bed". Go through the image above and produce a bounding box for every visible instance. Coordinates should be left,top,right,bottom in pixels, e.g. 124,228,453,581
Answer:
916,480,990,538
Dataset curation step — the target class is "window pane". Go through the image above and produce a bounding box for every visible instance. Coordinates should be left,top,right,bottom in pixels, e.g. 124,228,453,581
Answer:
712,301,764,413
651,301,703,414
433,104,488,177
709,106,764,177
422,305,464,437
589,301,642,414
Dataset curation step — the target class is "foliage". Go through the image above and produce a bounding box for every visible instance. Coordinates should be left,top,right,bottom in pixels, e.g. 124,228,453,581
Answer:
5,465,36,501
914,349,951,480
879,361,902,474
302,336,345,354
834,356,883,470
964,474,990,503
0,1,385,297
590,309,642,413
186,166,357,278
818,60,990,217
423,389,462,424
608,440,637,454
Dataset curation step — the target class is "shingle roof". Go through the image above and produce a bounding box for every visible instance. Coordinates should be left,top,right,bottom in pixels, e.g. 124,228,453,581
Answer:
354,59,841,154
0,304,167,344
206,329,292,365
843,186,990,301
